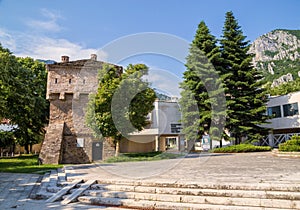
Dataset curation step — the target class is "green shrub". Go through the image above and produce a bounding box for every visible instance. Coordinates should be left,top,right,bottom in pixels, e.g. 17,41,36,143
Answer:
283,139,300,146
279,136,300,152
212,144,272,153
104,152,183,163
122,151,162,158
279,144,300,152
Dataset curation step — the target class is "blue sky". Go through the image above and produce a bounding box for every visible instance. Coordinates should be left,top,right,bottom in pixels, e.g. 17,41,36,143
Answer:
0,0,299,96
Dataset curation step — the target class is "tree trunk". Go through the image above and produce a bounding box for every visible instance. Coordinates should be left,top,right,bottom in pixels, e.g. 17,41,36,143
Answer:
29,144,33,153
24,144,29,154
234,134,239,145
115,140,120,157
235,135,241,145
219,140,222,148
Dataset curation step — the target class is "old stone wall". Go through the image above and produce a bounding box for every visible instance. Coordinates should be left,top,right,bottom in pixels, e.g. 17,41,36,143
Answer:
102,138,116,160
39,123,64,164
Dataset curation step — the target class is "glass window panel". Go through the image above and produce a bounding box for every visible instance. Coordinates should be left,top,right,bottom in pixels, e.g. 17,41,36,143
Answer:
267,106,281,118
283,103,299,117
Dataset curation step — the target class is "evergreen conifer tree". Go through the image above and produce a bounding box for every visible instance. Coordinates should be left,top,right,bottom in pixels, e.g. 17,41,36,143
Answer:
180,21,226,148
219,11,268,144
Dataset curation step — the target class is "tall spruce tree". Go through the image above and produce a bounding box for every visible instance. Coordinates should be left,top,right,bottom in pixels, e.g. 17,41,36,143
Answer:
180,21,226,148
219,11,268,144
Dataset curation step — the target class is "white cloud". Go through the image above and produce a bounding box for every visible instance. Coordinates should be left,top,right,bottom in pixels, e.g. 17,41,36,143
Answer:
144,67,182,97
0,8,108,61
0,28,107,62
26,8,63,32
0,29,16,50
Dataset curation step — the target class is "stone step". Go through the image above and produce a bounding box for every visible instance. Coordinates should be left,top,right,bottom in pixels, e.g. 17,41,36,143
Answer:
36,172,52,199
29,175,44,199
37,169,300,209
95,179,300,192
86,185,300,200
49,169,58,184
78,196,292,210
42,168,67,193
78,190,300,209
57,168,67,185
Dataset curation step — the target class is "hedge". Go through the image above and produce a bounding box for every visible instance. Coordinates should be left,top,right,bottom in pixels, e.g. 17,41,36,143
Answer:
212,144,272,153
279,136,300,152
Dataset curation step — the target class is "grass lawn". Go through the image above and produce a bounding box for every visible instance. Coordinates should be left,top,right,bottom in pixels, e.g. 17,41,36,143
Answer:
105,151,184,163
0,154,63,174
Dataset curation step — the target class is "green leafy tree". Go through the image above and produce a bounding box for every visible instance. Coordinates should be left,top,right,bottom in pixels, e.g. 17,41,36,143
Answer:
180,21,226,149
219,11,268,144
15,57,48,153
0,131,15,150
0,44,48,153
86,64,156,156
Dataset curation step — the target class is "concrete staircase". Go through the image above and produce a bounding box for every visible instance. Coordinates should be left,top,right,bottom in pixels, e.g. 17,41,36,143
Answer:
77,180,300,209
31,168,68,199
32,168,300,209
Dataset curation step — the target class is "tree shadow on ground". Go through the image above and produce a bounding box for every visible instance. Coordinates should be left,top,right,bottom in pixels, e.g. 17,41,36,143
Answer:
184,153,233,159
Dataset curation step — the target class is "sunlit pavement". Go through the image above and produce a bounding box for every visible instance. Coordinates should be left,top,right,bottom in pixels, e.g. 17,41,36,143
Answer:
67,152,300,184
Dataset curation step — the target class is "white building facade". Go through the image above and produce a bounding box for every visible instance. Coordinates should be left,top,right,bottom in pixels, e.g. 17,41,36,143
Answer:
120,99,185,153
262,91,300,147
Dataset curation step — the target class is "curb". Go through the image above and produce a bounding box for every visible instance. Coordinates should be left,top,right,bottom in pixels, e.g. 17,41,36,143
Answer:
272,149,300,158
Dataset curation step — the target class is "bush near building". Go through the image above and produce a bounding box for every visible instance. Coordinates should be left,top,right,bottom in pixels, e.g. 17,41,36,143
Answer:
104,151,183,163
212,144,272,153
279,136,300,152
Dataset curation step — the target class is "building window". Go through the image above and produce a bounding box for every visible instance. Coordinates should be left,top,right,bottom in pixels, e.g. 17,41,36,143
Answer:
77,138,84,147
267,106,281,118
54,78,58,84
283,103,299,117
171,123,182,133
69,79,72,84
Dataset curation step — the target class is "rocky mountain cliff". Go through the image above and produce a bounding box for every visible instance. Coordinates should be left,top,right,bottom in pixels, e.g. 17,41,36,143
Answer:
249,30,300,87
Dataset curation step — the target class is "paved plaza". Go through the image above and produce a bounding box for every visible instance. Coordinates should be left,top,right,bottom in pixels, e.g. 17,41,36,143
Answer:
67,152,300,184
0,152,299,209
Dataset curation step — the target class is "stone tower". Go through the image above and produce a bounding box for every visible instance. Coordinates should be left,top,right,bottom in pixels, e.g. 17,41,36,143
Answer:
39,55,122,164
